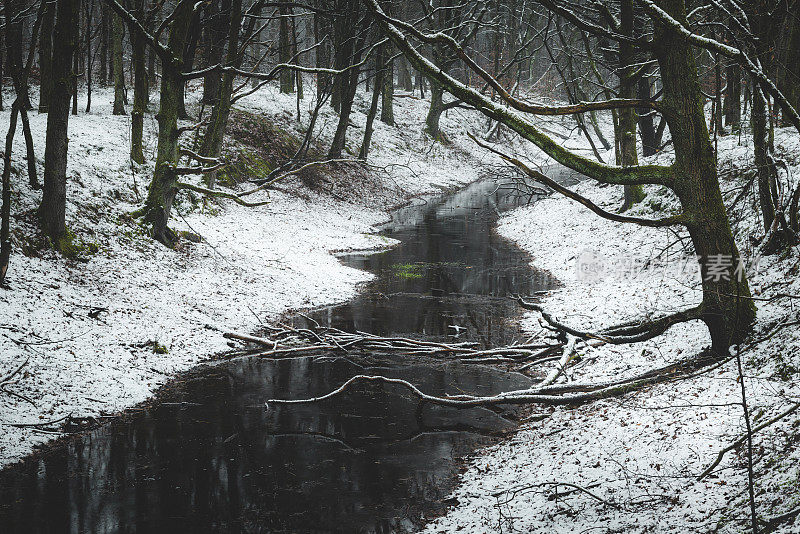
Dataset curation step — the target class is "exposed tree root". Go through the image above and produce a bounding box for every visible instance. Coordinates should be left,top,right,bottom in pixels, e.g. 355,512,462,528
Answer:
516,296,704,344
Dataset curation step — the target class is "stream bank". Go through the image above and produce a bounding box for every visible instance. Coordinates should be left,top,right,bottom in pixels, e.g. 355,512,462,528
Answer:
2,174,562,532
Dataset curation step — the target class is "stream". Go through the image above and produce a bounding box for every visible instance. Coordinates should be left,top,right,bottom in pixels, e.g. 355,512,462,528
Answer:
0,172,573,533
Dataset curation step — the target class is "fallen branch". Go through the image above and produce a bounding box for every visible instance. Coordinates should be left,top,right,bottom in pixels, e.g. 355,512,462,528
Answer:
697,402,800,480
176,181,270,208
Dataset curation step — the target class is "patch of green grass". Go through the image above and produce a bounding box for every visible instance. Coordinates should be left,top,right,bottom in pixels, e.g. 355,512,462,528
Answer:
55,229,100,261
392,263,425,279
217,148,274,187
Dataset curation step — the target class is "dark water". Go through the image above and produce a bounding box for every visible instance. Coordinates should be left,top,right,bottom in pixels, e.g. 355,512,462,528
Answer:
304,177,560,346
0,173,569,533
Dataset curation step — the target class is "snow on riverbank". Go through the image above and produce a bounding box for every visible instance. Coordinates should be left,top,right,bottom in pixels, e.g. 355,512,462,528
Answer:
424,124,800,532
0,84,494,467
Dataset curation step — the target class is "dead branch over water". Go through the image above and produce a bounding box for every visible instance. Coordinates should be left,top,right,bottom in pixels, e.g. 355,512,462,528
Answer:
223,299,722,410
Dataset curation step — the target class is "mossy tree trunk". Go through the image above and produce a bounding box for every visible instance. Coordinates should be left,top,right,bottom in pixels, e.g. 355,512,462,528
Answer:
654,0,756,352
40,0,79,248
139,0,194,246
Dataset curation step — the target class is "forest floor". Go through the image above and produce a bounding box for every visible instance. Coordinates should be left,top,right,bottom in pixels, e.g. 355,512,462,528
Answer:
2,80,800,533
424,119,800,532
0,82,493,467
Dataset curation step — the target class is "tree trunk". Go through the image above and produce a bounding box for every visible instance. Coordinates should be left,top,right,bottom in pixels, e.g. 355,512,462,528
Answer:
147,42,156,94
380,46,394,126
776,5,800,124
724,63,742,128
4,0,32,109
360,47,385,160
654,0,756,352
38,0,55,112
637,77,657,156
398,55,413,91
314,10,331,100
279,5,294,93
40,0,79,248
752,85,776,233
3,0,40,189
72,30,79,116
202,0,229,105
199,0,242,188
139,0,194,246
100,3,108,84
0,25,4,111
85,0,93,112
425,82,444,140
19,107,39,189
130,0,147,164
328,66,359,158
0,102,20,284
620,0,643,211
177,10,201,119
112,12,126,114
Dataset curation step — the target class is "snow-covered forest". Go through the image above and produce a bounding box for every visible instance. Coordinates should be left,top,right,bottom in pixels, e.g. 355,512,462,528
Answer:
1,0,799,532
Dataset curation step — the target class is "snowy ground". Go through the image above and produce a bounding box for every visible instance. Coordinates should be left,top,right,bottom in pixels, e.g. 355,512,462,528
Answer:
424,121,800,532
0,82,495,467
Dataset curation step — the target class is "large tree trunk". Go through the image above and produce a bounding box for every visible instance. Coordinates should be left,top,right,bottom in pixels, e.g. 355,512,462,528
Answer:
139,0,194,246
425,82,445,140
38,0,55,113
112,12,126,114
130,0,148,163
199,0,243,188
654,0,756,352
40,0,79,247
